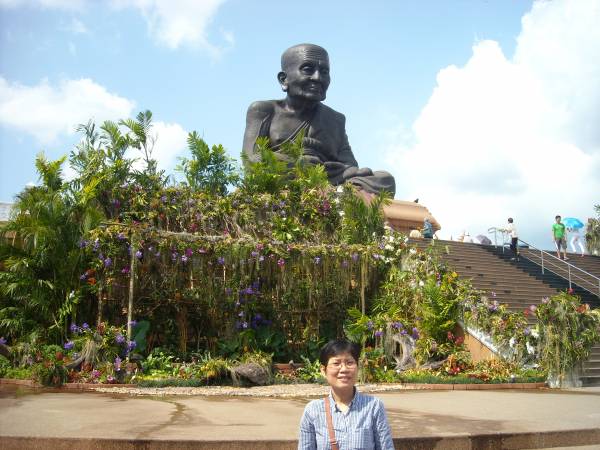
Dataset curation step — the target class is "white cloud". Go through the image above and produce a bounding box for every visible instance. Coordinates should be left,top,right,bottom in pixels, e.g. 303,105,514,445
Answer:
1,0,231,54
111,0,231,53
0,0,86,10
384,0,600,248
68,41,76,55
127,121,189,174
62,17,88,34
0,77,135,144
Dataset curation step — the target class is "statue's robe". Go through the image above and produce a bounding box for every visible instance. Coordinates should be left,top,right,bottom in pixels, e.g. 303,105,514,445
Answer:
243,101,396,196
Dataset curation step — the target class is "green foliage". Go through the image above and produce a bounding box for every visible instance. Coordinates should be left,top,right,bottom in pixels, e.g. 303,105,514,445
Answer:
397,367,545,384
176,131,239,195
462,294,534,364
139,351,238,385
360,346,391,383
60,323,127,378
346,239,473,368
241,132,330,197
69,119,134,222
32,360,67,387
338,184,390,244
0,154,87,342
536,292,600,383
585,204,600,255
132,320,150,353
143,348,177,375
239,350,273,367
0,355,11,377
7,108,591,389
417,278,460,344
295,357,325,383
344,307,376,347
241,137,292,194
1,365,34,380
120,110,157,174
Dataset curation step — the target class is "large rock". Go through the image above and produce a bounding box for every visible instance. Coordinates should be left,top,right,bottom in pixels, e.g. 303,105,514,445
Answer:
230,362,271,386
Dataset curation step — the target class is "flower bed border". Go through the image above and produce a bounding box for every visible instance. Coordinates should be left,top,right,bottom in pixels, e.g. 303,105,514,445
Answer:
0,377,545,391
0,378,135,389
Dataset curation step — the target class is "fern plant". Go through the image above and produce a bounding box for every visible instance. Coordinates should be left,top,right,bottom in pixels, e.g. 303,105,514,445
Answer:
176,131,239,195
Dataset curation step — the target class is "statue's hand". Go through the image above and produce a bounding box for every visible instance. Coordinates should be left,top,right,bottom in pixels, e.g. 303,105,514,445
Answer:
342,166,373,179
298,155,323,166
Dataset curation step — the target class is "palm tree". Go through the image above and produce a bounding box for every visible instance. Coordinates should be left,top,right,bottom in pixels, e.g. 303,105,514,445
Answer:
0,155,87,343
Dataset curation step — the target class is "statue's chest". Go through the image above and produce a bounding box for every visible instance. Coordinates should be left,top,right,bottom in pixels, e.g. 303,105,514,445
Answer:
268,113,307,147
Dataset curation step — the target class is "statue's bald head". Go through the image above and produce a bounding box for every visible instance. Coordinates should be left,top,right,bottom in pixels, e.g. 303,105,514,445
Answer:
281,43,329,72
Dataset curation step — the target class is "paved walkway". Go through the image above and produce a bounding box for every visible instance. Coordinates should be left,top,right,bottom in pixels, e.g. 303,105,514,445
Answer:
1,385,600,449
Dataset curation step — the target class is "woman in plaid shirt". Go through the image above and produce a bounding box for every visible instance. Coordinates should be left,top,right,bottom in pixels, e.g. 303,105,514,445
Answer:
298,339,394,449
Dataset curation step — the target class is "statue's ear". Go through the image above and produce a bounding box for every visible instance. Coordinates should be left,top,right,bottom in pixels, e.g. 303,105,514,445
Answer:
277,71,288,92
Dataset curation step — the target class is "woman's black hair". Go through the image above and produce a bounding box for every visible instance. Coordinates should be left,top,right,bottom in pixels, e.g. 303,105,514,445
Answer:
319,339,361,366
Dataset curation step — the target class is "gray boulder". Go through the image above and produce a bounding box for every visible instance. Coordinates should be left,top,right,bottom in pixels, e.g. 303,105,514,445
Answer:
230,362,271,386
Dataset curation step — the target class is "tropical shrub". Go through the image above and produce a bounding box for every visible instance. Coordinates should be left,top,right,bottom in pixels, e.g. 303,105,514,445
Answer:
462,293,536,364
536,292,600,385
585,205,600,255
0,156,88,343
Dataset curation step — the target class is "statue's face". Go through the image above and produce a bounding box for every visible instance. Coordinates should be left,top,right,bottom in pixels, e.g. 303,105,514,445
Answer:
280,47,330,102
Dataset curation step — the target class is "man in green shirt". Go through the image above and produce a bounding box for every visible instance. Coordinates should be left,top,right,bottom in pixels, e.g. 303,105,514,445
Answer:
552,215,568,260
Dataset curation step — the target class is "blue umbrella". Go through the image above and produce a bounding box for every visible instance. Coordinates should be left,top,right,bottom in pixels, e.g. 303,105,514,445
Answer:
563,217,584,229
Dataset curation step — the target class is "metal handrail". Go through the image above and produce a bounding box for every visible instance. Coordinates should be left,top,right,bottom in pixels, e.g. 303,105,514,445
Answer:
518,238,600,296
487,227,600,298
487,227,509,251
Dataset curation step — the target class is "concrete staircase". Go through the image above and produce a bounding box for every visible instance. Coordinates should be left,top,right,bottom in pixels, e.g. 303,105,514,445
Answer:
414,239,561,315
412,239,600,385
518,248,600,301
482,245,600,308
582,343,600,386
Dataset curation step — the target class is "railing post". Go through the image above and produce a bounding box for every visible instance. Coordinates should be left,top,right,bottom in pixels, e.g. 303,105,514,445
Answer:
568,264,572,290
541,250,544,274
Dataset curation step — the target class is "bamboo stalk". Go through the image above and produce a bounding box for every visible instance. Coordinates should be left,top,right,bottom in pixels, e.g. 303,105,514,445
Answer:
360,256,367,315
126,235,137,358
96,284,103,326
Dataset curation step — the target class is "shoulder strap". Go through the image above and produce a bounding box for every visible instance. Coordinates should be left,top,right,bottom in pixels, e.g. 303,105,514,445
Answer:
324,396,339,450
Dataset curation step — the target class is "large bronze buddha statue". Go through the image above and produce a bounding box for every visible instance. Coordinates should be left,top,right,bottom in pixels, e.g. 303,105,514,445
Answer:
242,43,396,197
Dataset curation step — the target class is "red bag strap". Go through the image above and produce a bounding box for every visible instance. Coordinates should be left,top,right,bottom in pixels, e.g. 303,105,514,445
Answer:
324,396,339,450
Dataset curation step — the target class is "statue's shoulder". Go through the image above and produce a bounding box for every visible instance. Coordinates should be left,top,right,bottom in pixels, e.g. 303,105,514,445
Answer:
318,103,346,124
246,100,277,118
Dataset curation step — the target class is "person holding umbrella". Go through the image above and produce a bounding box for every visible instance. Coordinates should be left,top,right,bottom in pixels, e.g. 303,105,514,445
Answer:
552,215,568,260
563,217,586,256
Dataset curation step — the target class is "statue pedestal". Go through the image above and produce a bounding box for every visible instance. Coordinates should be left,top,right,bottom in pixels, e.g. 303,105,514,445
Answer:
383,199,440,235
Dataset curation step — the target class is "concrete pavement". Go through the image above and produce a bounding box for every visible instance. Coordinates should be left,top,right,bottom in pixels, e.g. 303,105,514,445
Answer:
1,385,600,449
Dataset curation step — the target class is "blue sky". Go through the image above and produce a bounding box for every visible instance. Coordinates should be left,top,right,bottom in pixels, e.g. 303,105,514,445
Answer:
1,0,599,249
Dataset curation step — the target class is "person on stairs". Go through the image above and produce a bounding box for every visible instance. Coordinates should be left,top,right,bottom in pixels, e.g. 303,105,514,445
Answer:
568,226,586,257
552,215,568,260
422,217,434,239
503,217,519,261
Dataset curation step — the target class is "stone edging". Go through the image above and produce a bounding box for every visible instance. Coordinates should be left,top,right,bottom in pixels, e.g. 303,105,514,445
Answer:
0,379,135,389
2,428,600,450
1,378,546,396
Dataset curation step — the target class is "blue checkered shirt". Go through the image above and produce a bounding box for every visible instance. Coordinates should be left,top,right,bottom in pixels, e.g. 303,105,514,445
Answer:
298,389,394,449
